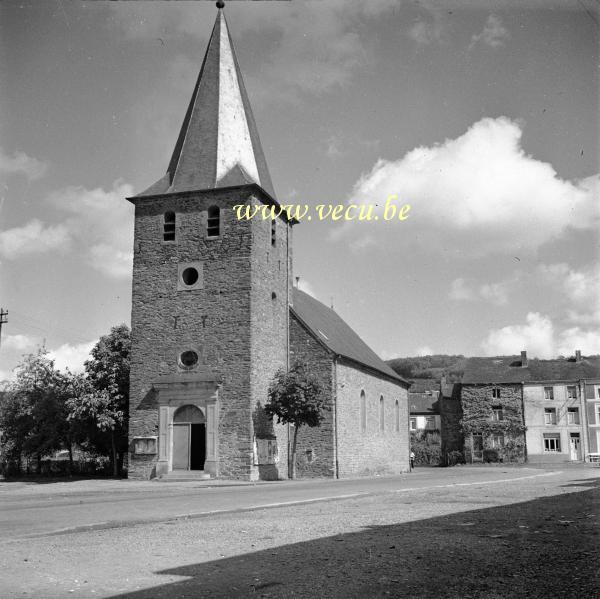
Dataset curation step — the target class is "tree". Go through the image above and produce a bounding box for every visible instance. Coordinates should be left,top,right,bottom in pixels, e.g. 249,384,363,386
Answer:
68,324,130,477
0,349,69,474
264,361,328,479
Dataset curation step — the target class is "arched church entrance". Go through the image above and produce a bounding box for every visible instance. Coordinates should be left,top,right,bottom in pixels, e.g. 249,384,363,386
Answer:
172,405,206,470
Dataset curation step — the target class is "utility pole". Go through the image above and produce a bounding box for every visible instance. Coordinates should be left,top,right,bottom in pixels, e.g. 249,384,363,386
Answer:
0,308,7,350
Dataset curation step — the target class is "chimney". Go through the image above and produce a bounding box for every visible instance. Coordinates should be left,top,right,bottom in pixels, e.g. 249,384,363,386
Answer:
575,349,582,362
295,276,300,288
521,350,528,368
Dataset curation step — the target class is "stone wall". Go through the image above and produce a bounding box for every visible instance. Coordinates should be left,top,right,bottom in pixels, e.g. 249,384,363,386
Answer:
288,314,335,478
128,186,289,480
440,396,463,458
336,361,409,477
249,199,292,480
460,384,526,463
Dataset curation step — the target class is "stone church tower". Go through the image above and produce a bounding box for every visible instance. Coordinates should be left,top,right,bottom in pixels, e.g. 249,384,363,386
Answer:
127,5,293,480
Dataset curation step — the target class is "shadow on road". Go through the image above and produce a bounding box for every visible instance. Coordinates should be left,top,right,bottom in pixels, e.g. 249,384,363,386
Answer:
110,478,600,598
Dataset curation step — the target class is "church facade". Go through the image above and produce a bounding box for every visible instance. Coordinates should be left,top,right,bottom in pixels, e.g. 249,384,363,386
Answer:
127,6,410,481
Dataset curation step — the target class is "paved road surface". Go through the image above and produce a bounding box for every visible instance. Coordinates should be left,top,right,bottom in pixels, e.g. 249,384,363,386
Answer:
0,466,573,539
0,466,598,598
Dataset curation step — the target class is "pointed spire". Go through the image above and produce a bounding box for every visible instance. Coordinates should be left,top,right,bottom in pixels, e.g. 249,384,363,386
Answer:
139,6,275,198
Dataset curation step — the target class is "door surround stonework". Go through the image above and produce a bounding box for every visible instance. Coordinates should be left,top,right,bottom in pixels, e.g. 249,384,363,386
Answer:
152,374,220,477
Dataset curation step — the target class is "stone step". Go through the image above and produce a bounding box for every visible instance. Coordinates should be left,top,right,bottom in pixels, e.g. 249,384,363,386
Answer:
157,470,211,482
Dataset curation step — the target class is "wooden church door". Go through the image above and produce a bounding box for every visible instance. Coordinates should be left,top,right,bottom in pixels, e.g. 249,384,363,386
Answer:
172,405,206,470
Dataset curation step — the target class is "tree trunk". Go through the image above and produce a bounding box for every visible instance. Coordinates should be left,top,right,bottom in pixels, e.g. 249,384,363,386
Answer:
291,425,299,480
37,453,42,475
68,442,73,477
111,429,118,477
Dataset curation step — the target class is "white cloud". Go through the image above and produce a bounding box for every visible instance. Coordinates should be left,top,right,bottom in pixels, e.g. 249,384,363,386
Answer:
481,311,600,358
537,262,600,325
48,341,95,374
2,333,37,352
297,278,317,299
0,147,48,181
469,15,510,50
0,181,134,278
50,180,135,278
0,219,70,259
449,278,476,301
478,283,509,306
337,117,598,254
416,346,434,357
408,12,446,46
481,312,555,358
538,262,600,305
557,328,600,357
450,278,509,306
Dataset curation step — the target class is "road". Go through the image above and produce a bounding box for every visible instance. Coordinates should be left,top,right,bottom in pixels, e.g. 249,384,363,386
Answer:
0,466,568,539
0,466,598,598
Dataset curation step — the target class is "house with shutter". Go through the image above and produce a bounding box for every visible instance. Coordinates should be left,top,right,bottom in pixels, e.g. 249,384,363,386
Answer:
458,351,600,463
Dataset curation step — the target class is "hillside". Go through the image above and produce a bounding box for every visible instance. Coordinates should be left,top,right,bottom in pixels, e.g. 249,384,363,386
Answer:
385,355,467,382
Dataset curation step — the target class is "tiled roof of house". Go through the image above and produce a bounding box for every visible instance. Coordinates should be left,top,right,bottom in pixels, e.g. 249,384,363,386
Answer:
408,378,440,393
462,356,600,384
409,393,440,414
291,289,408,386
135,7,275,199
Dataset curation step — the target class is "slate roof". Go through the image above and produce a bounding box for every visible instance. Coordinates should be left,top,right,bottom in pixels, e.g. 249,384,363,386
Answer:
409,394,440,415
462,356,600,384
291,289,408,386
408,378,440,393
136,7,275,199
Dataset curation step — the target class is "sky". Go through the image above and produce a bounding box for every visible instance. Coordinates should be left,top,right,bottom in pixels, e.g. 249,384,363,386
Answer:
0,0,598,380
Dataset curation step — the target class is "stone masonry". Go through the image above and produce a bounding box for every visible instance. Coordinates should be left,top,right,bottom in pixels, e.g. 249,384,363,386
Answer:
128,186,291,480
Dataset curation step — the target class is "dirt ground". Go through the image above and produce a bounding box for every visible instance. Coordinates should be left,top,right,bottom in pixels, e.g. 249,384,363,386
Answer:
1,467,598,598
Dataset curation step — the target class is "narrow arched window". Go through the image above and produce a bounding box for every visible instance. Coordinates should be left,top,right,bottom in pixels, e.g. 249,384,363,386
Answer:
395,400,400,433
163,211,175,241
360,390,366,433
379,396,385,432
271,218,276,246
207,205,220,237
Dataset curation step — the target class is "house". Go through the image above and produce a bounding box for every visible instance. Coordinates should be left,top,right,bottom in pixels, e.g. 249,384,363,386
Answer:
583,371,600,459
522,350,599,463
126,5,410,480
458,351,600,463
460,355,527,463
408,379,441,432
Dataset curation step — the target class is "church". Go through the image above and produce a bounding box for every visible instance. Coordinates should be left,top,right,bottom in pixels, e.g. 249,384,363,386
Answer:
127,4,410,480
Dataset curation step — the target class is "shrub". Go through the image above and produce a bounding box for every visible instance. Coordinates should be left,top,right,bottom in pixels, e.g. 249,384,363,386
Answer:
483,448,501,463
445,450,465,466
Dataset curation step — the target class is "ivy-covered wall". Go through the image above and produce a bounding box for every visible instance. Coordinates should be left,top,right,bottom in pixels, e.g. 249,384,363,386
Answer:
460,384,526,463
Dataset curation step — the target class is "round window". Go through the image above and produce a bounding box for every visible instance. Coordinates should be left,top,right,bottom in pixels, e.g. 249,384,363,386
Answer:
179,350,199,368
181,267,199,286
